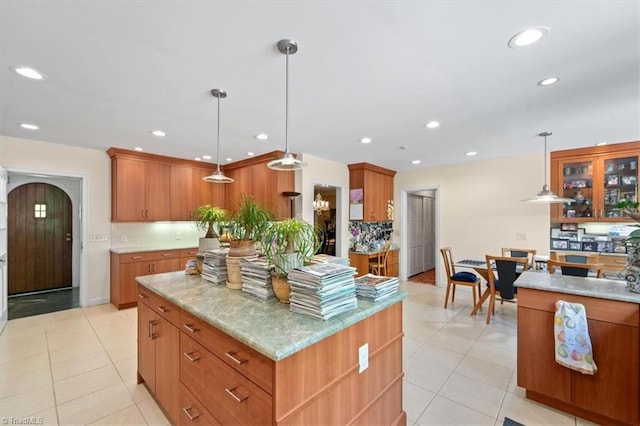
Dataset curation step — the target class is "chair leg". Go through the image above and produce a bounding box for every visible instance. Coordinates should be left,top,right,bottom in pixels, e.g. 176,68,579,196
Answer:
471,283,477,307
444,282,452,308
451,284,456,303
486,294,495,324
476,282,482,303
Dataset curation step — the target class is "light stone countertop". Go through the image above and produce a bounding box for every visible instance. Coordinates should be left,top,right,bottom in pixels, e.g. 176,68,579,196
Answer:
515,271,640,304
110,245,198,254
135,271,406,361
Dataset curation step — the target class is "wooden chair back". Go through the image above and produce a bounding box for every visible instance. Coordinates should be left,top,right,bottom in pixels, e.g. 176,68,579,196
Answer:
501,248,537,270
370,241,392,275
548,259,603,278
555,252,600,264
440,247,456,278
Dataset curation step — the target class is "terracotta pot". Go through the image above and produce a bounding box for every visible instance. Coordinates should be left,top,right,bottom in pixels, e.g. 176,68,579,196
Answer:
272,274,291,304
228,239,256,257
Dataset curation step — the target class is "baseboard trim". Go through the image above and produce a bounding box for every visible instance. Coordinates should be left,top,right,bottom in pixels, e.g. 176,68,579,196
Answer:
86,296,109,307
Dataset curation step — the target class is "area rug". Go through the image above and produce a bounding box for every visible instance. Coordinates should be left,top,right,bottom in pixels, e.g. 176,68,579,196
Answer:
503,417,525,426
408,268,436,284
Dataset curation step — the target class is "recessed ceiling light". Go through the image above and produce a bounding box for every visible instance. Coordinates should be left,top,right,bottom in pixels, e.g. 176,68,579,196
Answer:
360,137,372,144
400,145,409,150
19,123,39,130
194,157,202,161
151,130,166,137
226,158,233,162
538,77,559,86
466,151,477,156
202,155,212,160
596,142,608,146
247,152,255,156
255,133,269,140
11,66,47,80
134,147,143,152
508,27,549,48
412,160,421,165
425,121,440,129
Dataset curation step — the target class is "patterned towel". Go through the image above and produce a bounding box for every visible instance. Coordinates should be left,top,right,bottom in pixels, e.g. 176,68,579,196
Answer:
554,300,597,375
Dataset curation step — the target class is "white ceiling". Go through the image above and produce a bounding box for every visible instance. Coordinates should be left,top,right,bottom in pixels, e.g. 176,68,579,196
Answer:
1,1,638,172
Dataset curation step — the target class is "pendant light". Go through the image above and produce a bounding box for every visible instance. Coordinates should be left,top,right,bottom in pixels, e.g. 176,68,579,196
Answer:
521,132,574,203
267,39,307,171
203,88,234,183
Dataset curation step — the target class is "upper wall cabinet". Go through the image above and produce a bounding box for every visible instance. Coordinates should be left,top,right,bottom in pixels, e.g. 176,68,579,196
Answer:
348,163,396,221
108,148,222,222
550,141,640,223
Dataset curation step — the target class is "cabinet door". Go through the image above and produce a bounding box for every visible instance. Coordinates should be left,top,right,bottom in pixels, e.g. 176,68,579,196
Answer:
554,157,596,222
193,167,225,209
224,167,252,211
154,258,181,274
112,158,146,221
517,308,572,403
121,262,153,306
145,162,172,221
137,302,157,391
364,171,381,221
156,316,180,423
572,320,639,424
381,174,394,221
171,165,194,221
598,152,638,221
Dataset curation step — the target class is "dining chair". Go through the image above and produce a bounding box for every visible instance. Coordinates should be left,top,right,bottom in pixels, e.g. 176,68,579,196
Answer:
501,248,537,270
440,247,481,309
548,259,604,278
556,252,600,264
369,241,392,276
484,255,528,324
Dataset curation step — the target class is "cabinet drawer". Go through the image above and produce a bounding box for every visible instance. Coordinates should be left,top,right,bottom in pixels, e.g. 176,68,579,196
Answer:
180,334,272,426
119,250,180,264
137,285,181,327
180,248,199,258
180,310,274,394
179,383,221,426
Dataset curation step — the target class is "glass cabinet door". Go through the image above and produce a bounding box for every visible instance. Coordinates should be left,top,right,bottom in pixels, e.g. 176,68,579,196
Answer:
601,154,638,220
560,159,595,220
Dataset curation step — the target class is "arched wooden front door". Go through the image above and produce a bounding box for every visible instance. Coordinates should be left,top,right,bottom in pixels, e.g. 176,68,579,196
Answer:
8,183,73,295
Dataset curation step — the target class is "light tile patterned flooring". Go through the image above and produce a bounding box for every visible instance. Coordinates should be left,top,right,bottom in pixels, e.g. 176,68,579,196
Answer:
0,282,598,425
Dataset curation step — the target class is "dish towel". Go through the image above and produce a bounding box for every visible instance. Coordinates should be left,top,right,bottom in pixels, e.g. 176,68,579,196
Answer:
554,300,597,375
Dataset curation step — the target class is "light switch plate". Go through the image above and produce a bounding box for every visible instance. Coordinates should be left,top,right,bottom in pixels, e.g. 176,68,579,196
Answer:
359,343,369,373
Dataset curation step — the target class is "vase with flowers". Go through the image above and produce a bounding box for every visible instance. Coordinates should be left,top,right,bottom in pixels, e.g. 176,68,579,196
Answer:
615,200,640,293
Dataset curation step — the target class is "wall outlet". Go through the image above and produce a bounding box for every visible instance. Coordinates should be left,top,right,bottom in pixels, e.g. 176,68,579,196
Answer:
175,232,182,240
358,343,369,373
120,235,128,243
516,232,527,241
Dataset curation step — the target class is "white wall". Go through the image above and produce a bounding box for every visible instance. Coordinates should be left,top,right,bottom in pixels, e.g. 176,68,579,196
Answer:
395,152,550,284
1,136,111,306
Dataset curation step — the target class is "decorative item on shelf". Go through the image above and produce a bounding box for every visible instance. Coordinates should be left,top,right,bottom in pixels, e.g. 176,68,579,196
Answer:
313,193,329,215
191,204,228,252
614,200,640,293
202,89,234,183
261,218,321,303
267,39,307,171
387,200,394,220
521,132,575,204
573,190,585,204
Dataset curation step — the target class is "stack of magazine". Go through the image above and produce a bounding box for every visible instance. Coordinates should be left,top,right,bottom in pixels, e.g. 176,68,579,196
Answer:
310,253,350,267
200,248,229,285
288,263,358,320
354,273,399,302
241,256,275,300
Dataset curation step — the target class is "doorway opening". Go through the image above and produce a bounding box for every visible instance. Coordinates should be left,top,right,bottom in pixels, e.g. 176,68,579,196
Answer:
406,190,437,284
6,174,83,319
313,185,337,256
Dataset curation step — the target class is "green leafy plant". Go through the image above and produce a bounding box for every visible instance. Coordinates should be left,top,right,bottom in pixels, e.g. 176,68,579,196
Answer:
191,205,228,239
228,194,275,241
261,218,321,276
615,200,640,246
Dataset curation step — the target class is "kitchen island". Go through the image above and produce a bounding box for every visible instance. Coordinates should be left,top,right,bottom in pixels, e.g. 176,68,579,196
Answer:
135,271,407,425
515,271,639,425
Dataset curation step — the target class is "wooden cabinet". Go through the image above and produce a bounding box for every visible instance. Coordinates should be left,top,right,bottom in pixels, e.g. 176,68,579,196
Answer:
517,287,639,425
348,163,396,221
171,165,226,221
110,249,181,309
137,287,180,423
550,141,640,223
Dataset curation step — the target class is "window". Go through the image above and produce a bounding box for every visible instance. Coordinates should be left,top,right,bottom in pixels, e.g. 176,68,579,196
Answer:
34,203,46,218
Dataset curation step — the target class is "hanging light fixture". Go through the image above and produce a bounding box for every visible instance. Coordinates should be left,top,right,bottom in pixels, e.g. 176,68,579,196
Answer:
267,39,307,171
203,89,234,183
313,193,330,214
521,132,574,203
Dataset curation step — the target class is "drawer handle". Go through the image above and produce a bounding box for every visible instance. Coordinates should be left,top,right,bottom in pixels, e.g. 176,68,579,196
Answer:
138,293,146,299
183,324,198,333
149,320,158,340
183,351,200,362
182,406,200,421
131,256,143,259
157,306,167,313
225,387,248,403
162,253,173,257
225,351,247,365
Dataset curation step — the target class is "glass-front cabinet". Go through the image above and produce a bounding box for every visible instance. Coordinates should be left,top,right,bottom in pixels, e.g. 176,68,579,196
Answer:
551,142,640,223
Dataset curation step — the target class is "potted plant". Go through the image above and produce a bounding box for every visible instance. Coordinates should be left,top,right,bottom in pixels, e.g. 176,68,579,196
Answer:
192,204,228,252
615,200,640,293
225,194,275,289
261,218,321,303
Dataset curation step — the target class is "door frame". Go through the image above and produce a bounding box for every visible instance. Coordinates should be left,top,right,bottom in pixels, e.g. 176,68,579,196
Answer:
400,186,440,284
4,167,88,308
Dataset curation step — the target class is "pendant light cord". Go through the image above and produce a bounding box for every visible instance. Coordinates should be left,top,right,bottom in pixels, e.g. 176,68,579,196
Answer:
543,133,547,186
284,47,290,153
216,95,222,172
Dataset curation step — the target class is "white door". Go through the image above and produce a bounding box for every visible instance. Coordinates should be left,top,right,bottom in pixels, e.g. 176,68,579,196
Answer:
0,167,8,332
407,194,424,277
423,195,436,270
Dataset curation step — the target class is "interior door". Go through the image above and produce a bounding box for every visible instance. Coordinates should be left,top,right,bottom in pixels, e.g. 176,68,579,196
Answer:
407,194,424,277
423,195,436,270
0,167,8,331
8,183,72,294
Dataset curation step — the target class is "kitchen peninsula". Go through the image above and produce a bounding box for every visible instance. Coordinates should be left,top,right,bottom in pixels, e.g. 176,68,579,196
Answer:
515,271,639,425
135,271,407,425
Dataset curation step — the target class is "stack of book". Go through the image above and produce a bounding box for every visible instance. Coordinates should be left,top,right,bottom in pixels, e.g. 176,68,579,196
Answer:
288,263,358,320
354,273,399,302
310,253,350,267
241,256,275,300
200,248,229,284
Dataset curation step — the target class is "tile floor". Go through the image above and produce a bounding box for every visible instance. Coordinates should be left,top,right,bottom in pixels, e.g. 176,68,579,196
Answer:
0,282,597,425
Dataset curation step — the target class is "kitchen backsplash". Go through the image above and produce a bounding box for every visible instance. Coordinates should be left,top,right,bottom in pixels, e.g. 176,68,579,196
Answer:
111,222,202,249
349,221,393,251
